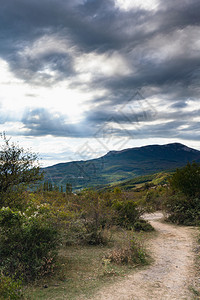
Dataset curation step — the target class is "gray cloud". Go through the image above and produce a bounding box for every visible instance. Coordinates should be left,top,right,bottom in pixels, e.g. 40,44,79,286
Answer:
1,0,200,144
20,101,200,143
21,108,96,138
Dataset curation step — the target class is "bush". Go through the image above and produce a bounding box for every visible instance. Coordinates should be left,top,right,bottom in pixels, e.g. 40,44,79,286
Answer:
65,219,111,246
169,162,200,198
0,273,24,299
72,190,114,245
105,237,148,266
143,188,164,212
0,133,43,208
0,207,60,281
81,222,111,245
65,220,87,246
164,193,200,225
112,200,141,229
163,162,200,225
133,219,155,232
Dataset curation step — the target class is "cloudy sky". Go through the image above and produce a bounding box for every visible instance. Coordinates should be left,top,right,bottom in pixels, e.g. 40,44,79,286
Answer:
0,0,200,166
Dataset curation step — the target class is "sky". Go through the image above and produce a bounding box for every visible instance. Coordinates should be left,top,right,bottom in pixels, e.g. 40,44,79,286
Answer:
0,0,200,166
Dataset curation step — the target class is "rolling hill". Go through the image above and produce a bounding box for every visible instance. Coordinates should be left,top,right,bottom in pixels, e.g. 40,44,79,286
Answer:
43,143,200,190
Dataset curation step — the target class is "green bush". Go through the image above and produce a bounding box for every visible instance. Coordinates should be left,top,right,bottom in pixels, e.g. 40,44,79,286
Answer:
0,207,60,281
143,188,164,212
65,220,87,246
72,190,113,245
169,162,200,198
82,221,111,245
66,219,110,246
133,219,155,232
0,273,24,299
112,200,141,229
163,162,200,225
0,133,43,209
164,193,200,225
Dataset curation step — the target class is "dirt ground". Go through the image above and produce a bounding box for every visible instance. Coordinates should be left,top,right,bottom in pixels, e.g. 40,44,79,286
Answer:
89,212,199,300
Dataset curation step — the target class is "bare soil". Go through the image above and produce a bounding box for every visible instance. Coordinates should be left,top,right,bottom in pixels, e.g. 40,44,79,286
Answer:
88,212,199,300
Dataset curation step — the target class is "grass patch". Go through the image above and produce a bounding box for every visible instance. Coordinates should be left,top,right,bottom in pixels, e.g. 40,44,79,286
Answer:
189,228,200,299
24,228,153,300
189,286,200,299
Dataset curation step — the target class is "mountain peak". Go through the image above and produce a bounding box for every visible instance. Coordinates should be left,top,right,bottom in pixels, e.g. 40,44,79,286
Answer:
105,142,198,157
43,142,200,190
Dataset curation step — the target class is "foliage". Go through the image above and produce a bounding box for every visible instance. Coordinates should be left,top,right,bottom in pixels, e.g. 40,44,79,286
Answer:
0,133,43,208
164,162,200,225
66,183,72,194
142,186,166,212
65,219,111,246
0,207,60,281
112,199,142,229
101,258,117,276
169,162,200,198
65,219,87,245
164,192,200,225
0,273,24,299
74,190,114,245
43,143,200,191
133,219,155,232
105,236,148,266
108,172,171,192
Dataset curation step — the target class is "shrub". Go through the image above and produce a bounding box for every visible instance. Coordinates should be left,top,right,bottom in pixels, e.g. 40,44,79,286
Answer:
65,220,87,245
105,237,148,266
73,190,114,245
0,207,60,281
133,219,155,232
143,188,165,212
164,193,200,225
0,273,24,299
112,200,141,229
169,162,200,198
0,133,43,208
81,222,111,245
66,219,111,246
163,162,200,225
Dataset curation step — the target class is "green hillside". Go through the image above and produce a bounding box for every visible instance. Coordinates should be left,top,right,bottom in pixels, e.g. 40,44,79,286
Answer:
102,171,172,191
43,143,200,190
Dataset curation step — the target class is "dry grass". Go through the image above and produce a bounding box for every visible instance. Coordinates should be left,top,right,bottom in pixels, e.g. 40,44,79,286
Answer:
24,228,154,300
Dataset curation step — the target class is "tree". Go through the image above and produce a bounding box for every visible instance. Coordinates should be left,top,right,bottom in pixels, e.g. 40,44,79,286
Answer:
164,162,200,225
169,162,200,198
0,133,43,205
66,183,72,194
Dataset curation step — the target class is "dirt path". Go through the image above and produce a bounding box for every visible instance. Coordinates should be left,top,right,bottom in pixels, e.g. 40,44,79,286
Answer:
90,213,198,300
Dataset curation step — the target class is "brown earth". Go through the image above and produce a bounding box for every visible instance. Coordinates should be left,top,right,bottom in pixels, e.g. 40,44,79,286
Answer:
88,212,199,300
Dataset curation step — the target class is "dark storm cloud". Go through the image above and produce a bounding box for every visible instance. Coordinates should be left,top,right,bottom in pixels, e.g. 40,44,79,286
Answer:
170,101,188,109
20,101,200,141
1,0,200,141
109,119,200,142
1,0,199,82
22,108,95,138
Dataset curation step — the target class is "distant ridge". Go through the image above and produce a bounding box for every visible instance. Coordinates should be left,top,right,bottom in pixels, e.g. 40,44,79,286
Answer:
43,143,200,190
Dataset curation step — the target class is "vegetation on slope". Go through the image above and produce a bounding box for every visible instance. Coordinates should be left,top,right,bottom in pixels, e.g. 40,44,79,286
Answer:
0,134,199,299
0,135,153,299
42,143,200,190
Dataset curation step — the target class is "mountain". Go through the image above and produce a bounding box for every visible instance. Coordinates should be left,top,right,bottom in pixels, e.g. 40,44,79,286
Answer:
43,143,200,190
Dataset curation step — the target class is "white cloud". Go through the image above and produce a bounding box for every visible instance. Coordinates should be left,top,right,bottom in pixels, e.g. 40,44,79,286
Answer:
0,58,90,124
20,35,72,59
115,0,159,11
75,51,132,77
